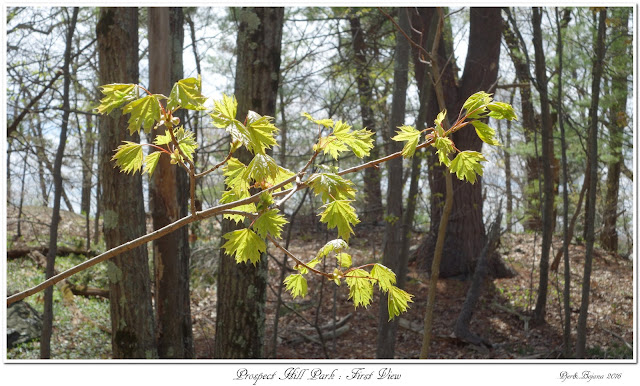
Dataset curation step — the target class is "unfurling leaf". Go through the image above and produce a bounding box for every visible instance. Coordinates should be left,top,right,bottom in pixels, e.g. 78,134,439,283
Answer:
221,228,266,265
317,239,349,259
166,76,207,111
253,208,288,239
345,269,374,308
318,200,360,241
387,285,414,321
302,112,334,128
370,264,396,293
472,121,501,146
487,102,517,121
96,84,136,115
449,150,486,184
392,125,421,158
174,127,198,161
462,91,492,119
122,94,163,134
112,141,144,174
284,274,308,299
434,137,454,167
335,252,352,268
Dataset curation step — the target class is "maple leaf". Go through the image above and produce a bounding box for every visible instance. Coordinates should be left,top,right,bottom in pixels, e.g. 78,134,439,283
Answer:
143,151,162,176
370,264,397,293
96,83,137,115
283,274,308,299
243,153,279,184
472,121,501,146
345,269,374,308
223,157,249,193
211,94,238,128
308,172,356,203
449,151,486,184
387,285,414,321
317,239,349,259
318,200,360,241
392,125,421,158
122,94,163,134
302,112,334,128
111,141,144,174
246,111,279,154
219,189,256,223
253,208,288,239
221,228,266,265
166,76,207,111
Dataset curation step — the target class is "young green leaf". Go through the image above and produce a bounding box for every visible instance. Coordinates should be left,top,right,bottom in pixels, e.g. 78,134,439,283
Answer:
253,208,288,239
302,112,334,128
317,135,349,160
246,111,279,154
434,136,455,167
211,94,238,128
391,125,421,158
221,228,266,265
223,157,249,193
345,269,374,308
96,84,137,115
143,151,163,176
166,77,207,111
174,127,198,162
308,172,356,203
318,200,360,241
434,109,447,127
335,252,352,268
283,274,308,299
317,239,349,259
370,264,396,293
270,166,296,191
112,141,144,174
122,94,163,134
449,150,486,184
387,285,414,321
472,121,501,146
462,91,492,119
219,189,257,223
333,121,374,158
243,153,280,184
487,101,517,121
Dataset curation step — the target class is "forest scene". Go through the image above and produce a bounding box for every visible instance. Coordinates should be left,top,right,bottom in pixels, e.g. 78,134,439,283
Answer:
4,6,635,363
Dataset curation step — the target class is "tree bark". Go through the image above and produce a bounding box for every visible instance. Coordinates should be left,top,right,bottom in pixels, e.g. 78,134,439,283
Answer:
97,6,157,359
348,11,383,224
413,8,509,279
148,6,194,359
600,7,630,253
40,7,78,359
576,8,607,358
214,7,284,359
376,7,410,359
531,7,556,326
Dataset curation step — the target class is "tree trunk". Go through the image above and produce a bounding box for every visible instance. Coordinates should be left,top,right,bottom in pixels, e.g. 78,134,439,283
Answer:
376,7,410,359
600,7,629,253
40,7,78,359
348,12,383,224
148,6,194,359
97,7,157,359
576,8,607,358
214,7,284,359
413,8,510,279
531,7,556,326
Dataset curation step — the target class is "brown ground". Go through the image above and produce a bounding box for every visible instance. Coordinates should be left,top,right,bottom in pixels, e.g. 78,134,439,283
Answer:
193,222,634,359
7,206,634,359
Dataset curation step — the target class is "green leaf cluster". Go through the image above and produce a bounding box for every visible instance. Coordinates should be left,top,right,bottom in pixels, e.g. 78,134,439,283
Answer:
305,113,374,160
449,151,486,184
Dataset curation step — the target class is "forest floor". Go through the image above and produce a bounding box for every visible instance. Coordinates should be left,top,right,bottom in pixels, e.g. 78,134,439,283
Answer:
6,206,635,359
